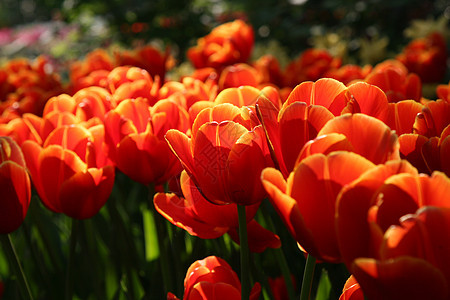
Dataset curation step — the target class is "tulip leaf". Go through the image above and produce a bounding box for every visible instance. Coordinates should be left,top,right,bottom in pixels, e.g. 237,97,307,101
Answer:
315,268,332,300
142,207,159,261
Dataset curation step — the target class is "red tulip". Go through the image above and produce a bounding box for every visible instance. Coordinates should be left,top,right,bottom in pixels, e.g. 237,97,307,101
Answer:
104,97,187,185
385,100,423,135
0,136,31,233
340,82,389,123
256,95,334,177
364,60,422,103
168,256,261,300
283,49,341,88
154,171,280,252
396,32,447,83
166,116,272,205
218,63,259,90
262,151,375,262
297,113,400,166
413,99,450,138
437,80,450,103
284,78,348,116
22,124,114,219
187,20,254,70
339,275,363,300
107,66,160,106
336,162,450,299
324,64,372,85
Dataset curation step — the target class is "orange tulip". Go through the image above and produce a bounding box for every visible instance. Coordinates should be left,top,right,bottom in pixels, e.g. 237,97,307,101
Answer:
437,80,450,103
104,97,187,185
154,170,280,252
166,116,272,205
353,206,450,300
114,44,174,82
413,99,450,138
385,100,423,135
22,124,114,219
256,95,334,177
324,64,372,85
262,151,375,262
340,82,389,123
107,66,160,106
218,63,259,90
283,78,348,116
283,49,342,88
0,136,31,233
396,32,447,83
336,161,450,299
187,20,254,70
339,276,363,300
167,256,261,300
297,113,400,166
363,60,422,103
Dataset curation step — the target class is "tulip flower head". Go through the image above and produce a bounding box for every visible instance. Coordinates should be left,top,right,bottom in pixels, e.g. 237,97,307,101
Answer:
0,136,31,233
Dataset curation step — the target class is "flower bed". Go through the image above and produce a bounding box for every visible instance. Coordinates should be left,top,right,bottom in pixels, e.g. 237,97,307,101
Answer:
0,15,449,300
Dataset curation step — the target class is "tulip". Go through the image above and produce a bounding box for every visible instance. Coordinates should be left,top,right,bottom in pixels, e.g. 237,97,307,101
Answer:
0,136,31,233
22,124,114,219
283,49,341,88
166,119,272,206
262,151,375,262
297,113,400,166
104,97,187,185
363,59,422,103
336,162,450,299
339,276,363,300
256,95,334,177
154,170,280,252
396,32,447,83
167,256,261,300
187,20,254,70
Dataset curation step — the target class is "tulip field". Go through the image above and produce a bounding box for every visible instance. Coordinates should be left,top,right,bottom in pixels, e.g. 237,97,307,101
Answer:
0,4,450,300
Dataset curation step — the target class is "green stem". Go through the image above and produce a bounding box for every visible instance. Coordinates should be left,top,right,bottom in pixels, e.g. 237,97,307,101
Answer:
274,248,296,300
148,184,173,295
0,234,34,300
65,219,79,300
300,254,316,300
238,204,250,300
260,201,296,300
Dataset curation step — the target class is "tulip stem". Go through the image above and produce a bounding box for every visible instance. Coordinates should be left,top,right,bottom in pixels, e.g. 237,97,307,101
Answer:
238,204,250,300
300,254,316,300
65,219,79,300
148,184,173,295
0,234,34,300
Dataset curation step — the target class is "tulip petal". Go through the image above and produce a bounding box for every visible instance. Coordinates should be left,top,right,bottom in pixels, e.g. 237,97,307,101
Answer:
214,86,261,107
227,219,281,253
0,161,31,233
336,160,418,266
279,102,334,173
352,257,448,300
386,100,423,135
58,166,114,219
345,82,389,122
153,192,228,239
398,133,429,173
165,129,195,176
261,167,317,257
289,152,375,262
318,113,399,164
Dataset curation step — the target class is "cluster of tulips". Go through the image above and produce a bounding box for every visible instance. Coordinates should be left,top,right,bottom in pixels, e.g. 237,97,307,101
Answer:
1,18,450,300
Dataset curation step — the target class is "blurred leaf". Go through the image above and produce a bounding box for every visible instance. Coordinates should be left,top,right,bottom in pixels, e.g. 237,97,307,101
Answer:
315,269,332,300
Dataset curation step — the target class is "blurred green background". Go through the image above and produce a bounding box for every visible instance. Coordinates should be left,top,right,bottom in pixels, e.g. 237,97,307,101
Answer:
0,0,448,63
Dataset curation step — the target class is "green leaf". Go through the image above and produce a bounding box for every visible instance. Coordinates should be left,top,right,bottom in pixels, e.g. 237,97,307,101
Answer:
315,269,332,300
142,207,159,261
